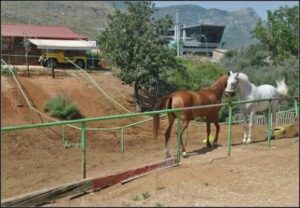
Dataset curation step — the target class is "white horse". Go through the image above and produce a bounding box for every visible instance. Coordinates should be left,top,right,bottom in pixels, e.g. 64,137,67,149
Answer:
225,71,288,144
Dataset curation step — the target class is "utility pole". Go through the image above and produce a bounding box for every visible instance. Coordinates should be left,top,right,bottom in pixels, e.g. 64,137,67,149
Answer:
176,9,180,57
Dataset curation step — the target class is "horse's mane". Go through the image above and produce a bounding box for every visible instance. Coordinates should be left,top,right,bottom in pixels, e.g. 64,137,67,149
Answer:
198,75,228,98
237,72,250,83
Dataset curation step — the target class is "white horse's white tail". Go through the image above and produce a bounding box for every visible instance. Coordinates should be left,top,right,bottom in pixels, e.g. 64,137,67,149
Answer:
276,79,288,97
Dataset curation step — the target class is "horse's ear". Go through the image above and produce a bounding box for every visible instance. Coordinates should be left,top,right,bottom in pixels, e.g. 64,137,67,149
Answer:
227,71,232,76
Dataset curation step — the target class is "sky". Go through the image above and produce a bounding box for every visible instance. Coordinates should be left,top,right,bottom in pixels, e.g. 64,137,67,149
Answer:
154,1,299,19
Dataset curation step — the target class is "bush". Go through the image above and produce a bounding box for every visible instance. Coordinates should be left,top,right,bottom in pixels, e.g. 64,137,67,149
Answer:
169,57,227,91
1,67,11,76
44,94,82,120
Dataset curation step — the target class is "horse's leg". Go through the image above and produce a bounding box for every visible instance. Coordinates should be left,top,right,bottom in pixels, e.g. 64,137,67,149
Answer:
212,118,220,146
164,113,175,158
241,112,249,144
246,110,255,144
206,119,212,147
179,119,190,158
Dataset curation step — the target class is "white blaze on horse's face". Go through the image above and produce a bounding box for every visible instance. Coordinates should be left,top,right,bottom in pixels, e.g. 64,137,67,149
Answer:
225,71,239,97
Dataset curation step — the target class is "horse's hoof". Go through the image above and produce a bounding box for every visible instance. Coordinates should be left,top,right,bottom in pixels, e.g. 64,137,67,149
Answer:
206,143,212,147
182,152,188,158
246,140,252,144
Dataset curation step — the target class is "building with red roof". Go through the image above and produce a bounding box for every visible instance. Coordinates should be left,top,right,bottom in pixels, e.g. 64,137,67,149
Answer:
1,23,87,40
1,23,89,64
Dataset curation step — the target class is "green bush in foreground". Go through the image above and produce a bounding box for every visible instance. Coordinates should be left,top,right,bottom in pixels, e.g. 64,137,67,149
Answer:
44,94,82,120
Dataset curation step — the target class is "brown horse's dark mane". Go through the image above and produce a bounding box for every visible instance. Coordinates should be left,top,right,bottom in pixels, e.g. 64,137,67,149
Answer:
196,75,228,99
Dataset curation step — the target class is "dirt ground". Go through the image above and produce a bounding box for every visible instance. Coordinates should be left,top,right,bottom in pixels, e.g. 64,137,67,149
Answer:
1,68,299,207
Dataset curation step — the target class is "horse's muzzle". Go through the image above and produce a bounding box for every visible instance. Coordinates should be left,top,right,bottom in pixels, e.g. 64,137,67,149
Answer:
225,91,236,97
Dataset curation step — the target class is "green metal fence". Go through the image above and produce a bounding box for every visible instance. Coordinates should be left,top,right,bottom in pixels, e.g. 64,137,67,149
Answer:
1,96,298,179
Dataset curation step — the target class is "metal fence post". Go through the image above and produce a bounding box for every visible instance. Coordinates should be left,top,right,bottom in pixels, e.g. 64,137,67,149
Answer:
184,126,188,145
227,102,233,156
120,128,124,153
267,100,272,147
81,122,87,179
176,111,182,163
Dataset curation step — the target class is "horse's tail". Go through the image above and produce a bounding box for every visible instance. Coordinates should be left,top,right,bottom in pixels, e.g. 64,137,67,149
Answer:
153,95,172,139
276,79,288,97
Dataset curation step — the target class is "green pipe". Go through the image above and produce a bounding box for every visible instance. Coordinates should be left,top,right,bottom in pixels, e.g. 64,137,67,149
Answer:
184,126,188,146
2,97,298,133
267,100,272,147
227,102,233,156
80,122,87,179
1,108,181,132
176,111,182,163
294,98,299,117
120,128,124,153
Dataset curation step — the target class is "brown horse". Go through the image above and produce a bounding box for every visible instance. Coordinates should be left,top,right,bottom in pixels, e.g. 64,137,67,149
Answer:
153,74,228,158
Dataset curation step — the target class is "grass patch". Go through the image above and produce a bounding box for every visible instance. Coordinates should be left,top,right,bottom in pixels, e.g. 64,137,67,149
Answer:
44,94,83,120
142,191,151,200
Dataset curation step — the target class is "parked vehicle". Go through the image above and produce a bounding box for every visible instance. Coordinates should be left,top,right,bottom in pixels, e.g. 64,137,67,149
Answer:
39,50,87,68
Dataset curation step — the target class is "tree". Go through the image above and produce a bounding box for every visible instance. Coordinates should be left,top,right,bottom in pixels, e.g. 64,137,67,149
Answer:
252,5,299,63
98,1,180,111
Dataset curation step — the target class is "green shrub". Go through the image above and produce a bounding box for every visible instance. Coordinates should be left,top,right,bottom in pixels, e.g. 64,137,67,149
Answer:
1,66,15,77
44,94,82,120
169,57,227,91
142,191,151,200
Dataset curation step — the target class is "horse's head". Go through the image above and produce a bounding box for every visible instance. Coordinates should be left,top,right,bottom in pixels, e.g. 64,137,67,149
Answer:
225,71,239,97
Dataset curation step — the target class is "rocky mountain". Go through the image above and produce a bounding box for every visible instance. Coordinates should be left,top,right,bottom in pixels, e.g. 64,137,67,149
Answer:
1,1,260,49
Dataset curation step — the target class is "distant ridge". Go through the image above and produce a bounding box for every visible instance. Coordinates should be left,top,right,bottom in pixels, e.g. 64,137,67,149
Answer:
1,1,260,49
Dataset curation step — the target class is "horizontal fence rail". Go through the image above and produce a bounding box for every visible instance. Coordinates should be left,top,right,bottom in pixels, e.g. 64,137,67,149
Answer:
1,94,298,179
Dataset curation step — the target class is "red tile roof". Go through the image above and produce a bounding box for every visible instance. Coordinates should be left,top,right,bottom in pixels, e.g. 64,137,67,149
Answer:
1,23,87,40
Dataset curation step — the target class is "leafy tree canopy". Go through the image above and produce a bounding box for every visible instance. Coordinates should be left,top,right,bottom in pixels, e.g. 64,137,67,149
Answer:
98,1,181,89
252,5,299,63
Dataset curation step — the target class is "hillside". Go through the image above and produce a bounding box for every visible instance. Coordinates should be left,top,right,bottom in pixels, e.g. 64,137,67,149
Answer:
2,1,260,49
1,1,116,40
